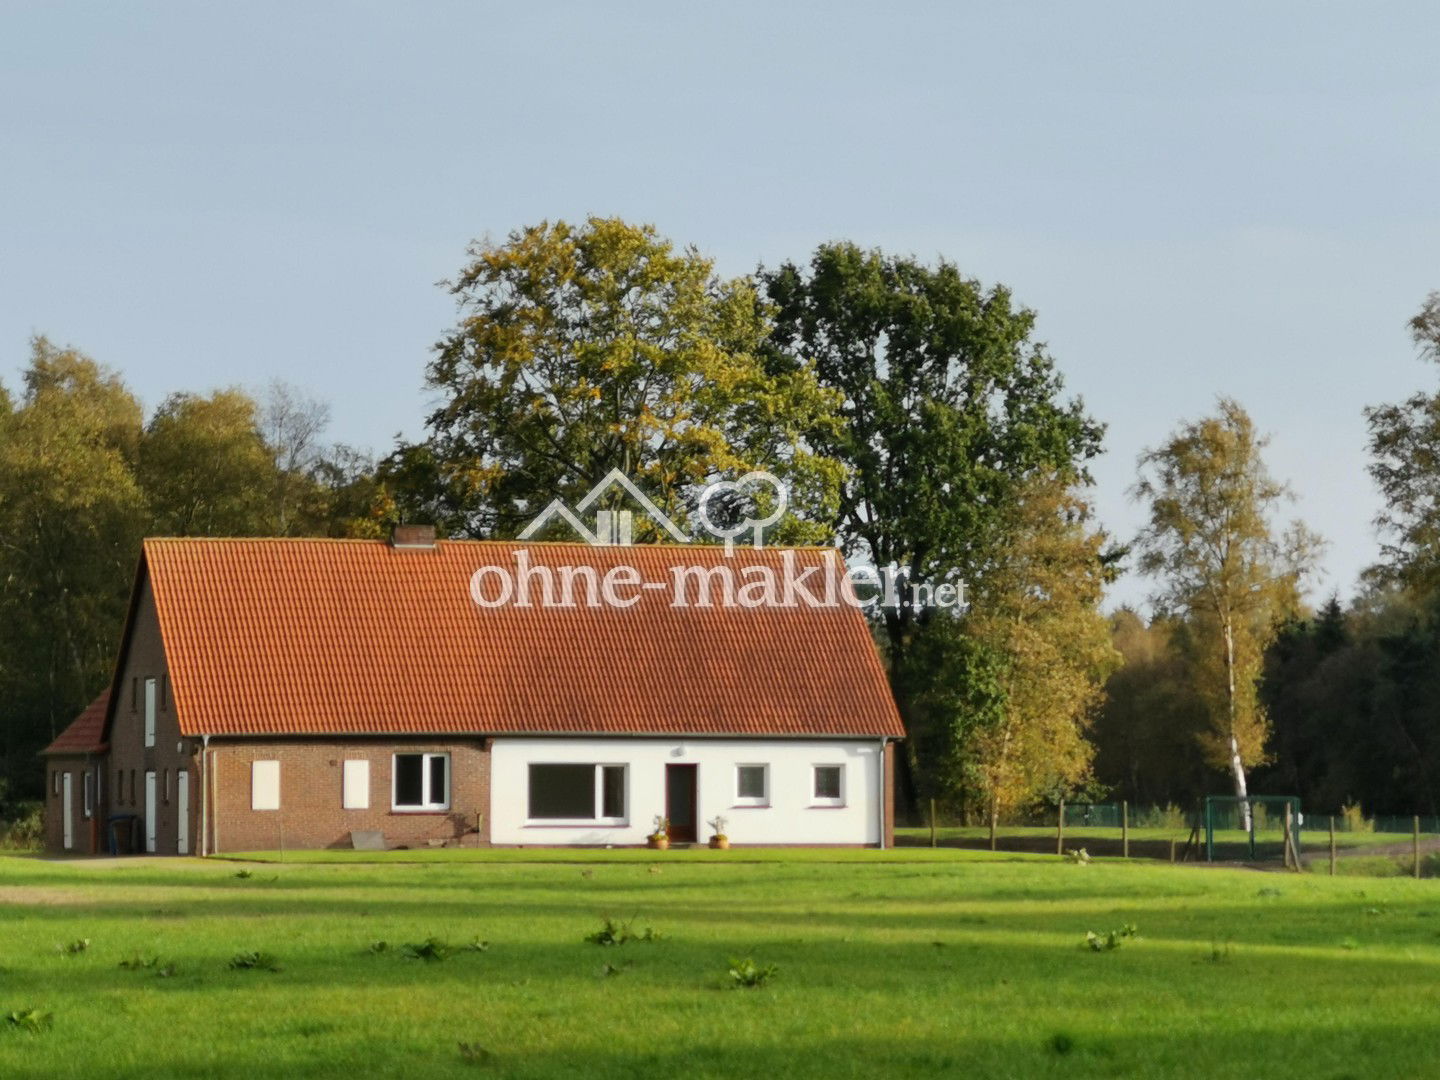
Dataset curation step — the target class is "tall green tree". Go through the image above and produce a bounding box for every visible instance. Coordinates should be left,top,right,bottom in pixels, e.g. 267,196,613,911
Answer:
762,243,1104,799
1366,290,1440,595
0,340,147,792
961,474,1119,821
138,389,278,536
386,217,844,541
1132,398,1322,813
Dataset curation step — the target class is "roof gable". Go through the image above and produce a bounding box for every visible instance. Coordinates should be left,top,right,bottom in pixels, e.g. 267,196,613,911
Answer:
141,538,905,740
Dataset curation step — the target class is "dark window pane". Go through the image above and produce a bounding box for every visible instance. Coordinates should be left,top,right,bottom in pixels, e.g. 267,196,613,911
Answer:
738,766,766,800
395,754,424,806
529,764,595,819
815,766,842,800
601,766,625,818
429,755,448,807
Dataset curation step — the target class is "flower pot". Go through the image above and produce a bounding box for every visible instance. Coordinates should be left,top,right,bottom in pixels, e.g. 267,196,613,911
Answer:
709,836,730,850
647,835,669,850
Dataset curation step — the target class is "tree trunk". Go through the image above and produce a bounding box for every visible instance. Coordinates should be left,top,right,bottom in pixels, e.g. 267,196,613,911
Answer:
1223,617,1252,831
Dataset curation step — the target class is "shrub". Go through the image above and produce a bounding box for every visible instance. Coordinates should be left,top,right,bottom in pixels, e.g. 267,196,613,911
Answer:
726,957,777,988
403,937,454,962
0,805,44,851
584,916,661,946
1340,802,1374,833
5,1009,53,1035
1084,924,1137,952
228,951,282,972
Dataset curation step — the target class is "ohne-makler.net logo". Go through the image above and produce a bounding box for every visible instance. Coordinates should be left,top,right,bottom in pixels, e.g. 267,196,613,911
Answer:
468,469,968,612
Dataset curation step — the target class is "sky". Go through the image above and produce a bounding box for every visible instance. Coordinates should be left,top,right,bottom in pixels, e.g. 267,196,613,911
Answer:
2,2,1438,609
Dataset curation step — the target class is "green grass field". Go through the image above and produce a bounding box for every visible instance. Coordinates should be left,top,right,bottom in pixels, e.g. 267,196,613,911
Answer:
3,849,1439,1079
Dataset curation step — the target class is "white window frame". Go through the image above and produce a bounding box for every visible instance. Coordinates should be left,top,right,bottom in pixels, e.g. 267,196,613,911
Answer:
251,760,281,811
734,764,769,807
812,764,846,807
525,763,628,826
143,677,157,748
391,752,450,812
342,759,370,810
83,769,94,819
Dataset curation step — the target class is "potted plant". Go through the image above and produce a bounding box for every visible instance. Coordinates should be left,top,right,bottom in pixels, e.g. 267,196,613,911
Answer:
708,815,730,850
647,815,670,850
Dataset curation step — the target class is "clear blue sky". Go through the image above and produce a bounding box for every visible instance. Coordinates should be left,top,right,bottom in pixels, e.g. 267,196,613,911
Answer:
3,2,1437,608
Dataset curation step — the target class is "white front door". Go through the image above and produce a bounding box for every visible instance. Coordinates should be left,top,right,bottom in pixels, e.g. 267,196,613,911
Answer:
144,771,157,853
61,773,73,850
176,772,189,855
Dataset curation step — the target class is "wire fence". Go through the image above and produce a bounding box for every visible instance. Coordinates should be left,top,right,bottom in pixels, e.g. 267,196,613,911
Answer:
900,799,1440,872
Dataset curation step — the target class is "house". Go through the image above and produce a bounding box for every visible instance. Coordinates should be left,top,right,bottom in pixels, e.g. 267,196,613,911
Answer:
42,527,904,855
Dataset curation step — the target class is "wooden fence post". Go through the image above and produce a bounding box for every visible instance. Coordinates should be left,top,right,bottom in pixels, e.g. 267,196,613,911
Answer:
1121,800,1129,858
1329,816,1336,877
1169,838,1177,864
1415,816,1422,880
989,803,997,852
1057,798,1065,856
929,799,937,849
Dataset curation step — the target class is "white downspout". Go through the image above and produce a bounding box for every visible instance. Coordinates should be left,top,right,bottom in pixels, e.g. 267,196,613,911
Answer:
877,737,888,850
199,734,210,857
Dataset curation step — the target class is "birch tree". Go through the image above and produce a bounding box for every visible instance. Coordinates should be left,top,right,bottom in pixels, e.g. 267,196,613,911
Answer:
1132,398,1321,819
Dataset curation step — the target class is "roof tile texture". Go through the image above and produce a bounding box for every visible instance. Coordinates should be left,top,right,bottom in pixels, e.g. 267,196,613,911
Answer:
142,539,904,740
42,691,110,755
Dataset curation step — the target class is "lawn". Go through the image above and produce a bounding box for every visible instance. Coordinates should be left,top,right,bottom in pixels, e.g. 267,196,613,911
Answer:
2,849,1439,1079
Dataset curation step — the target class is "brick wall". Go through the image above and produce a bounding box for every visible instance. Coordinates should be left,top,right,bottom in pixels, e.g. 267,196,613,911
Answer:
108,577,198,855
42,756,104,854
207,738,491,852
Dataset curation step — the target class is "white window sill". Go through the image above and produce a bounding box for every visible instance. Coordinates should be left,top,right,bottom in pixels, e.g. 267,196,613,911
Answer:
731,802,770,810
524,820,629,828
391,806,451,814
809,802,847,809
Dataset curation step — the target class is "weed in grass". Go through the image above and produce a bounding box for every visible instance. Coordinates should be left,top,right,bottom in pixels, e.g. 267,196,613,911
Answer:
1256,887,1282,898
1048,1032,1076,1055
5,1009,52,1035
468,937,490,953
228,951,282,972
598,962,627,978
155,964,177,979
1064,848,1092,865
118,954,159,971
585,916,662,946
1085,924,1138,952
57,939,89,955
1206,941,1233,964
368,941,390,954
458,1042,493,1066
234,869,254,880
580,869,594,880
404,937,454,962
726,957,777,988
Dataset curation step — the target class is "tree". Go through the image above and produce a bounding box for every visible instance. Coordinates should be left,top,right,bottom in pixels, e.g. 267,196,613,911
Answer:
260,380,333,535
1091,610,1210,808
138,389,277,536
0,339,147,792
1132,398,1322,815
960,474,1119,821
762,243,1104,800
386,217,844,542
1366,290,1440,595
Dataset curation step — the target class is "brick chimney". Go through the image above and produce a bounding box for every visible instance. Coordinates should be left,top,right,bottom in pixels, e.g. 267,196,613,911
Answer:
390,524,437,550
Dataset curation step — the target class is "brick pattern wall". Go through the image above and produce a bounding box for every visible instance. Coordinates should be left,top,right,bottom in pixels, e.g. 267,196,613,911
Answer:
208,739,490,852
108,577,198,855
42,756,104,854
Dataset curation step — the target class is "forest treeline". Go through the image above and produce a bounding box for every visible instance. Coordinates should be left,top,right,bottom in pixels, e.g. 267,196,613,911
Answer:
2,218,1438,821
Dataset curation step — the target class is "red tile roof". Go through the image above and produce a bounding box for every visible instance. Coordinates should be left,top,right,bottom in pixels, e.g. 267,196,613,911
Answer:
140,539,904,740
42,691,110,756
